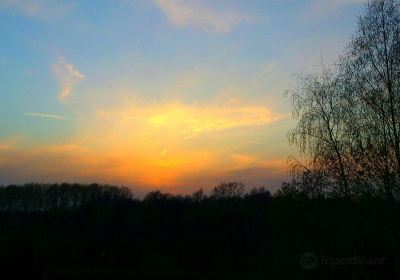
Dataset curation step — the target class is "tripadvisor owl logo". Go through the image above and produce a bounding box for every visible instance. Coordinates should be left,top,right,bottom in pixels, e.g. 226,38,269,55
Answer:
300,252,318,270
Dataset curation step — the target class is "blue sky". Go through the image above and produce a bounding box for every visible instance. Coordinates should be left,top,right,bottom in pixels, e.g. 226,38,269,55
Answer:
0,0,365,194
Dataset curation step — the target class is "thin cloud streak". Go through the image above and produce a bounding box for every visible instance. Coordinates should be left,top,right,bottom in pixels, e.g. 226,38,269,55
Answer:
23,112,80,121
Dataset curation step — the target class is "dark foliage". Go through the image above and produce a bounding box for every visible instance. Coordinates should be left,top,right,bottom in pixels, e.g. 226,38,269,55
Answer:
0,183,398,279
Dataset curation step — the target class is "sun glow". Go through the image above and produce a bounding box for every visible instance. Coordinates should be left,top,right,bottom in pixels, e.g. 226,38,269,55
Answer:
86,102,286,187
1,101,289,191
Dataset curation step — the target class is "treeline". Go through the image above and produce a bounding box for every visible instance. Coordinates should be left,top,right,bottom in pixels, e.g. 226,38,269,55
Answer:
0,182,268,212
286,0,400,199
0,183,133,212
0,182,399,279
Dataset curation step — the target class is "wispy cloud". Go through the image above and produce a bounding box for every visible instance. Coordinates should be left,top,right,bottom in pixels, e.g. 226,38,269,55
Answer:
0,0,74,20
53,56,85,101
0,108,81,121
305,0,365,20
153,0,252,33
23,111,79,121
146,102,289,138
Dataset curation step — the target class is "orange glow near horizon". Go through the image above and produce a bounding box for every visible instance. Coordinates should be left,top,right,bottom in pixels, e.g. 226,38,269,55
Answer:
0,101,290,192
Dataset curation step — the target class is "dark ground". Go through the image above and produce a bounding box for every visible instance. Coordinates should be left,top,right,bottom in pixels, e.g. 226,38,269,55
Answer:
0,183,398,279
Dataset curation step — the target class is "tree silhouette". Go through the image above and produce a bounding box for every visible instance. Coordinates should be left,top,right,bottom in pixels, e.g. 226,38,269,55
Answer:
287,0,400,198
211,181,245,199
341,0,400,197
287,66,351,197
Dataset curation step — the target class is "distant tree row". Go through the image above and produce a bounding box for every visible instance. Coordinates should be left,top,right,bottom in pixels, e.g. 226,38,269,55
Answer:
285,0,400,199
0,183,133,212
0,182,271,212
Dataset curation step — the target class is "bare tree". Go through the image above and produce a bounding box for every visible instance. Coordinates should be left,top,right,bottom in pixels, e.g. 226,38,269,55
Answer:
287,66,351,196
341,0,400,197
286,0,400,198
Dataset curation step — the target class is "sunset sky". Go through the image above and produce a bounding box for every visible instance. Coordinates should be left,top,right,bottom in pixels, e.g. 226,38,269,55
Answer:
0,0,364,194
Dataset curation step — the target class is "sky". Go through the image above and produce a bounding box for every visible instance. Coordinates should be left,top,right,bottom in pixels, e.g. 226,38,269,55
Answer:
0,0,365,194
